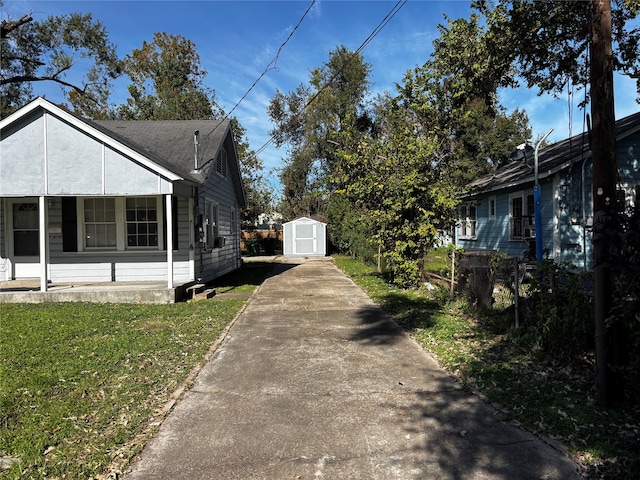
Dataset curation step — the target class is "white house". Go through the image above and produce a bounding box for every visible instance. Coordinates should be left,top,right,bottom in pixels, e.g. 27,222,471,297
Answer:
0,97,246,301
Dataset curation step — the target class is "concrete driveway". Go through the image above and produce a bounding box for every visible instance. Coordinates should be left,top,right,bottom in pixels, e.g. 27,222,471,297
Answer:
124,257,580,479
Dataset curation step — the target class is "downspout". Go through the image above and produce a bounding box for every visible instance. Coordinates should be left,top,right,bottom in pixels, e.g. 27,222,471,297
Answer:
534,129,554,264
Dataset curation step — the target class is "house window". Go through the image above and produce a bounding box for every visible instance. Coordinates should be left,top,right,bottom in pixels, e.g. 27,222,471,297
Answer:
126,197,158,247
458,202,477,240
510,190,534,239
215,148,227,177
80,196,165,251
84,198,117,248
205,201,218,249
488,196,496,220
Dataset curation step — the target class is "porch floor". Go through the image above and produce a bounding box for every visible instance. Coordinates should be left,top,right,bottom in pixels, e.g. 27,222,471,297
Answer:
0,280,191,304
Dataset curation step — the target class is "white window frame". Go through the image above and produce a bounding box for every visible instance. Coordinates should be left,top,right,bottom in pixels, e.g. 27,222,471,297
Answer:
78,196,164,252
204,200,219,249
488,195,496,221
509,189,534,240
458,202,477,240
125,197,160,249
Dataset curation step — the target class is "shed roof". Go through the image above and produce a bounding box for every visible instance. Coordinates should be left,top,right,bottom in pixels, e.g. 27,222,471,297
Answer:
465,111,640,195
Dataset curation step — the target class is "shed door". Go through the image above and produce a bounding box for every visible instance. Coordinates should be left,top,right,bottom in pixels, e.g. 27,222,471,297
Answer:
294,222,316,255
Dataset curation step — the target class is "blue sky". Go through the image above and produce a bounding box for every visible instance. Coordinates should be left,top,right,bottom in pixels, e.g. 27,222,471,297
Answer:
3,0,639,192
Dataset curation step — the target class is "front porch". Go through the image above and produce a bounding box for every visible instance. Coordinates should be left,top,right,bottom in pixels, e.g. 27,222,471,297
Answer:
0,279,194,304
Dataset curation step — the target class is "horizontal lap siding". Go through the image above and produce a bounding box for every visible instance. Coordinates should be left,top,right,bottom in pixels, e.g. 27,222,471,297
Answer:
45,195,191,283
194,165,241,282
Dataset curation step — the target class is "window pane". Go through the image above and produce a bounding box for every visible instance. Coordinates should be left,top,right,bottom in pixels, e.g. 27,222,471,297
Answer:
14,231,39,256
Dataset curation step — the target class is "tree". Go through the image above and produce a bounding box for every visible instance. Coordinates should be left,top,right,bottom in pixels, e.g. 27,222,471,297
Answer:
1,12,120,117
117,33,270,226
395,13,531,190
268,45,373,220
475,0,640,101
117,32,223,120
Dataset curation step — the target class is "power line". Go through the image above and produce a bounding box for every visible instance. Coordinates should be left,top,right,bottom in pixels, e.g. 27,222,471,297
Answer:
253,0,408,160
201,0,316,145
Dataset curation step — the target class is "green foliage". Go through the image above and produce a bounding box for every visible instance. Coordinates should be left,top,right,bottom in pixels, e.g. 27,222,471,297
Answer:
606,209,640,403
117,32,222,121
0,13,120,118
476,0,640,102
267,46,373,220
514,261,594,360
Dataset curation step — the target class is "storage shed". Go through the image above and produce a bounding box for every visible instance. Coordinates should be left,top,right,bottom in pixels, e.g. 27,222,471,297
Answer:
282,217,327,257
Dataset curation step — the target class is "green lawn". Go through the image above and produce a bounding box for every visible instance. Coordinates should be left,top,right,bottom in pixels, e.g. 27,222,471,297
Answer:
0,262,275,479
334,254,640,479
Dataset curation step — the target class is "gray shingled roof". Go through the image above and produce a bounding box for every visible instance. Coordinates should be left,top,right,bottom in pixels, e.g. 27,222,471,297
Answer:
465,111,640,195
93,119,231,184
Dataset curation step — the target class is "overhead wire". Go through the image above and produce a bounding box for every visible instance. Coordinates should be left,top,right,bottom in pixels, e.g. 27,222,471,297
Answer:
199,0,408,175
253,0,408,159
199,0,316,153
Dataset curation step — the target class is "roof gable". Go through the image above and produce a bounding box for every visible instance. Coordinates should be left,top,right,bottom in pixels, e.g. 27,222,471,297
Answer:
1,98,246,205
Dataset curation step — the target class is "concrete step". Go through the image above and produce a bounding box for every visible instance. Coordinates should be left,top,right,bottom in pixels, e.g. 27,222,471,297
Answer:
192,288,216,301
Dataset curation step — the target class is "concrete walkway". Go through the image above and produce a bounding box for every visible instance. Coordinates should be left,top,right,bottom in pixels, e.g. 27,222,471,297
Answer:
124,258,580,480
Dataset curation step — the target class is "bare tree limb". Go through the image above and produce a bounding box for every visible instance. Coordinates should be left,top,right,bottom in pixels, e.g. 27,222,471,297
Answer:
1,14,33,39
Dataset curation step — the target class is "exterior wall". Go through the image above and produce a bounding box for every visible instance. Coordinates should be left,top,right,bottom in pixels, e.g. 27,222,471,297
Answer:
457,180,556,260
193,156,242,283
1,195,192,283
0,110,173,197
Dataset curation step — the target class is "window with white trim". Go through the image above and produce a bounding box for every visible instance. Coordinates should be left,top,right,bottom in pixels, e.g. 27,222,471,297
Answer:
126,197,158,247
458,202,477,240
509,190,534,240
80,196,164,251
84,198,117,248
205,201,218,249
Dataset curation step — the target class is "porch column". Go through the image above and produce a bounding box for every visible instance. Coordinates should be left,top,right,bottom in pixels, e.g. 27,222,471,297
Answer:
39,196,48,292
166,194,174,288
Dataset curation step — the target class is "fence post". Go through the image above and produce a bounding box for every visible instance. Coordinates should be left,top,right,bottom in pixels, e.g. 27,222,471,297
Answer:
514,256,520,328
450,250,456,299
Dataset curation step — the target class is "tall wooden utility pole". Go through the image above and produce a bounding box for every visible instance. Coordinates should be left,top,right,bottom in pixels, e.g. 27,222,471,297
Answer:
590,0,620,406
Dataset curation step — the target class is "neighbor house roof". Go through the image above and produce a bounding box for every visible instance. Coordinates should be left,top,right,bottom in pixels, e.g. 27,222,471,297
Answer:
464,111,640,195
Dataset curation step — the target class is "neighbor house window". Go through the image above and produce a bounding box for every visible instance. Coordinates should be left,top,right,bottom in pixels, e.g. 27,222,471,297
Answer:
488,196,496,220
126,197,158,247
215,148,227,177
458,202,477,240
84,198,117,248
510,189,534,239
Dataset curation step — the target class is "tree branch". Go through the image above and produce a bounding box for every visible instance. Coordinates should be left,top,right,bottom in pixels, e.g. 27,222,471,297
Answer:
1,14,33,39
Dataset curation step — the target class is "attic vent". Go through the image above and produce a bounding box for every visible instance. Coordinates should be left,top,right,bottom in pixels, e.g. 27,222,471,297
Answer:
215,148,227,177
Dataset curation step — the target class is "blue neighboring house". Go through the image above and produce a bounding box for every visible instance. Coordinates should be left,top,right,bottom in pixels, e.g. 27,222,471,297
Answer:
455,111,640,271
